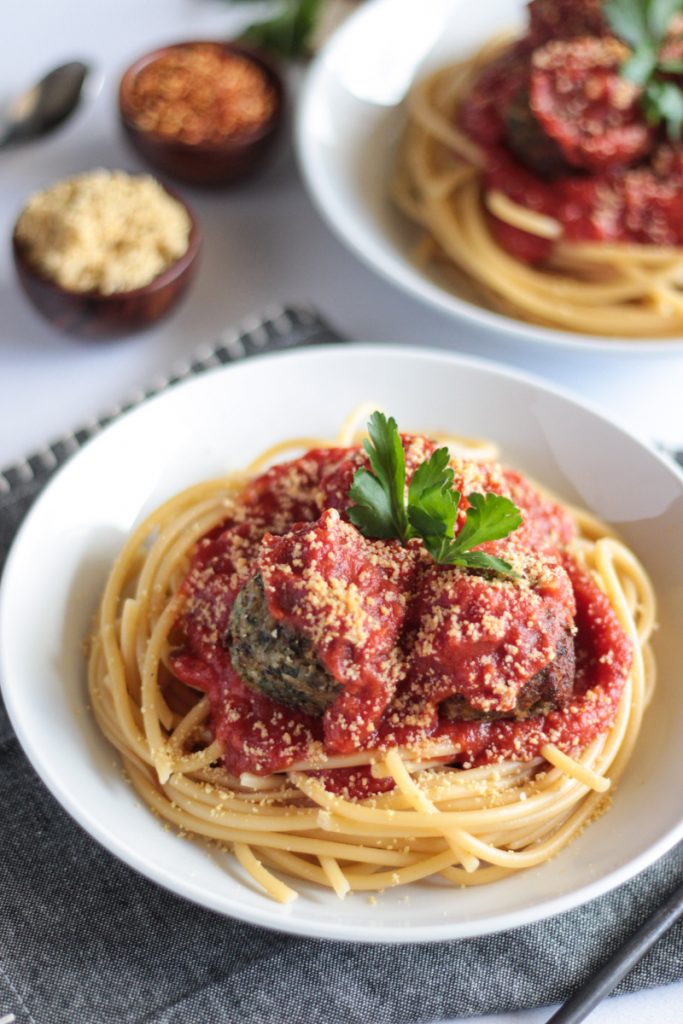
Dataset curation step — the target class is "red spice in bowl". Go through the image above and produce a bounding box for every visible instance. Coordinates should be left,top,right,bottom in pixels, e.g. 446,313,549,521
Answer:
119,41,284,185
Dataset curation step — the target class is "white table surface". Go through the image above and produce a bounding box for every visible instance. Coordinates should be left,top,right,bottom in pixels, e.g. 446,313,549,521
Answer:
1,2,682,1022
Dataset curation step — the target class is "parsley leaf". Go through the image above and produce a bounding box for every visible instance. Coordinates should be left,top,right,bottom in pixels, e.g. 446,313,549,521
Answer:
604,0,650,48
347,412,522,578
348,412,409,541
648,0,683,40
451,492,523,551
346,467,398,540
407,446,458,542
233,0,324,60
422,493,523,576
645,78,683,137
605,0,683,140
446,549,520,576
622,43,658,85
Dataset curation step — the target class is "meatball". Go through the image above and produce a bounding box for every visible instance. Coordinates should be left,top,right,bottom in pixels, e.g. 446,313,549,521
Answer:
504,87,573,179
528,0,607,44
409,553,577,720
530,38,654,173
229,563,577,726
228,573,339,716
441,628,575,721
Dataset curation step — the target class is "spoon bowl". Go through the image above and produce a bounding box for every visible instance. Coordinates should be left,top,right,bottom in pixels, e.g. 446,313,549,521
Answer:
0,61,90,147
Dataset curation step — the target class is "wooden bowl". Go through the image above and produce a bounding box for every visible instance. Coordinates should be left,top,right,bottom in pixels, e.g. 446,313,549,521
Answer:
12,187,201,339
118,41,285,186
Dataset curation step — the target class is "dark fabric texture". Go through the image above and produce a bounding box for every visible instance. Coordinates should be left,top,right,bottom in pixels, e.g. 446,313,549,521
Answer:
0,306,682,1024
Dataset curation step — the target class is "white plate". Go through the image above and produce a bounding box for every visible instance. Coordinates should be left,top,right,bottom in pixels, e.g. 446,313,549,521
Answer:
2,345,683,942
296,0,683,355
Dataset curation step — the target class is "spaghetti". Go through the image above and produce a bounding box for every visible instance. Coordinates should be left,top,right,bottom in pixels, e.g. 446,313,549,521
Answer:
392,23,683,338
88,413,655,902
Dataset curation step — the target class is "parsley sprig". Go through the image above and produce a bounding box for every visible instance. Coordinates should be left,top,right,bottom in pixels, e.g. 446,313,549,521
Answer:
347,412,522,577
227,0,324,60
605,0,683,139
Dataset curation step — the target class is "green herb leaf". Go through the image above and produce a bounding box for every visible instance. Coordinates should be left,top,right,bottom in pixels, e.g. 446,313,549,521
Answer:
448,550,517,576
407,447,458,541
605,0,683,149
348,412,410,542
450,493,523,554
420,534,457,566
647,78,683,136
648,0,683,42
347,412,522,578
604,0,650,48
238,0,324,60
419,535,516,576
622,43,658,83
347,467,400,540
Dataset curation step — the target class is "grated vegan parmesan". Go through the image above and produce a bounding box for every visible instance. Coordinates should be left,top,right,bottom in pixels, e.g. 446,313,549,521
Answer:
14,169,191,294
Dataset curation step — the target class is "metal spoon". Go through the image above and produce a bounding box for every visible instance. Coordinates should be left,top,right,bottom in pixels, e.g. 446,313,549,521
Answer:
0,61,91,148
546,876,683,1023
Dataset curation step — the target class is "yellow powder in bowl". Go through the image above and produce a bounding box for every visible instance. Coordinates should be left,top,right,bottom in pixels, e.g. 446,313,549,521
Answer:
14,169,192,294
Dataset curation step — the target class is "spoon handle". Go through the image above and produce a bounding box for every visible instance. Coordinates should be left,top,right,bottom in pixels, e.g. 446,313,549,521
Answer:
546,878,683,1023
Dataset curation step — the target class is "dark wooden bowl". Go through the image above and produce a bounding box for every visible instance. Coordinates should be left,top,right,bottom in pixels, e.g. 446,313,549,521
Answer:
118,41,285,186
12,186,201,339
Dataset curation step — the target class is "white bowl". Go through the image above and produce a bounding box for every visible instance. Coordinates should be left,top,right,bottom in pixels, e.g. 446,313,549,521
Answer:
2,344,683,941
296,0,683,355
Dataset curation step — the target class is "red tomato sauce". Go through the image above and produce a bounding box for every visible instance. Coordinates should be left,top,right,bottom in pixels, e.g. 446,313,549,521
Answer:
170,442,632,788
458,7,683,263
259,508,417,752
405,558,575,714
428,556,632,765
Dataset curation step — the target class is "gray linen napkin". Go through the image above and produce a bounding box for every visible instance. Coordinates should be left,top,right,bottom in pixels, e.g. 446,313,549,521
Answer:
1,305,682,1024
